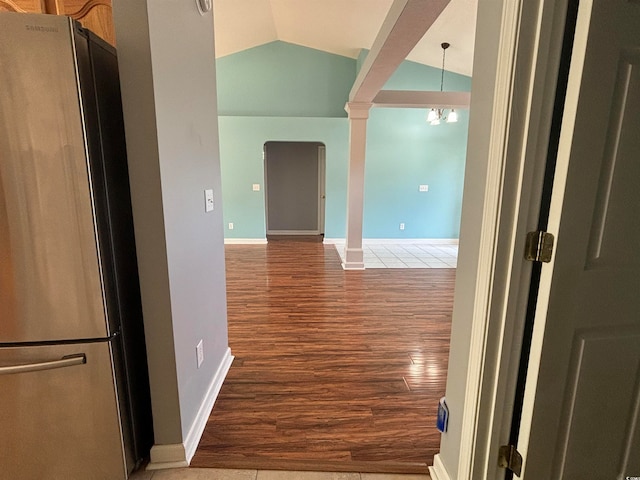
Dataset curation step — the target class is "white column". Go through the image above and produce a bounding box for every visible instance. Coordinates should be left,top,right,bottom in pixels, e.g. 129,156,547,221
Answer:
343,102,372,270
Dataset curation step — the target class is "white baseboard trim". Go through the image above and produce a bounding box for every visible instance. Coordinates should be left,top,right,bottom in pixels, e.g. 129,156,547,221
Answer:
147,444,188,470
224,238,267,244
266,230,321,235
146,348,234,471
184,347,234,462
342,262,365,270
324,238,459,245
429,454,452,480
342,246,364,270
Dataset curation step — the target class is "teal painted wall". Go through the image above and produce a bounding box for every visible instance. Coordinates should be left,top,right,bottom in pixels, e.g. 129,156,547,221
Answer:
216,41,355,117
365,59,471,238
358,47,470,91
219,117,349,238
364,108,468,238
384,55,471,91
216,41,471,239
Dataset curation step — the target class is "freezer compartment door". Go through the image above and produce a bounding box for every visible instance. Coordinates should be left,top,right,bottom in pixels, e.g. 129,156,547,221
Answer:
0,341,128,480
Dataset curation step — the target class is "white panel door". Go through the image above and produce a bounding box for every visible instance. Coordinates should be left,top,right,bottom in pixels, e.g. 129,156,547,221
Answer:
519,0,640,478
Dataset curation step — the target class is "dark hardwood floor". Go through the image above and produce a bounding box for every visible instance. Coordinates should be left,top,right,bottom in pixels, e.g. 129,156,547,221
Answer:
191,239,455,473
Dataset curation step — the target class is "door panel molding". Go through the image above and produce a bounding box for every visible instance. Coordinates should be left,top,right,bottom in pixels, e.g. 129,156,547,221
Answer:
0,0,38,12
587,50,640,268
553,327,640,478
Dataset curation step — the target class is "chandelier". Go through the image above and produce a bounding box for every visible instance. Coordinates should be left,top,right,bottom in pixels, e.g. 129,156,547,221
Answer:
427,42,458,125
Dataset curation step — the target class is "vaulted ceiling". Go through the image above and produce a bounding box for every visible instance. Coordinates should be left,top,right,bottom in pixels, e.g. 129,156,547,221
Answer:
212,0,478,77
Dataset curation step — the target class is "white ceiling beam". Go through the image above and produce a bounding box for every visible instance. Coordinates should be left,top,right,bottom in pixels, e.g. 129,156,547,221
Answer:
372,90,471,108
349,0,451,103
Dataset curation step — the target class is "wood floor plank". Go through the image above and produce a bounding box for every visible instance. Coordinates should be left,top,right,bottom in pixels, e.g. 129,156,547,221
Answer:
191,240,454,473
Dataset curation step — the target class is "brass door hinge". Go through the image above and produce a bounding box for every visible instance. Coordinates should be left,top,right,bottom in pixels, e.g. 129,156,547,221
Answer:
498,444,523,477
524,231,554,263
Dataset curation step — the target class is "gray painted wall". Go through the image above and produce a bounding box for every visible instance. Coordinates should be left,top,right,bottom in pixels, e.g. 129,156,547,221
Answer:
265,142,322,232
113,0,229,447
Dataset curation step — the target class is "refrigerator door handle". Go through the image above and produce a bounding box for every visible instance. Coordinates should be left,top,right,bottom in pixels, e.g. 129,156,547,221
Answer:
0,353,86,375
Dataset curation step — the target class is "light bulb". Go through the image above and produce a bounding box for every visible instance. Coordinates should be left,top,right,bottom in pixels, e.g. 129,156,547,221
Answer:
427,109,438,123
447,109,458,123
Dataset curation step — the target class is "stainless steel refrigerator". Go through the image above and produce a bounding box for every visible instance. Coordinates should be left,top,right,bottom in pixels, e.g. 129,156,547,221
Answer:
0,13,153,479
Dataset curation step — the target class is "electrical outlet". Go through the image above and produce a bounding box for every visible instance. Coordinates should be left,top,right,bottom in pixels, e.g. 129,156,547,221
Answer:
400,223,405,230
419,185,429,192
196,339,204,368
252,184,261,191
228,222,234,230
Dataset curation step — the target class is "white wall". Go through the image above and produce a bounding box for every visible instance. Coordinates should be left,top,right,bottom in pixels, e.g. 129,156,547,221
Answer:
113,0,229,464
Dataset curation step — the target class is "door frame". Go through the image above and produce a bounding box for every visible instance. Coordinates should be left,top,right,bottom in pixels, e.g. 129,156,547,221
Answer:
317,144,326,236
430,0,576,479
263,141,326,236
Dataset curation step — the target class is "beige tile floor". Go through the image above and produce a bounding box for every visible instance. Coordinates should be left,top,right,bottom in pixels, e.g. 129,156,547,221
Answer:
131,468,430,480
331,241,458,269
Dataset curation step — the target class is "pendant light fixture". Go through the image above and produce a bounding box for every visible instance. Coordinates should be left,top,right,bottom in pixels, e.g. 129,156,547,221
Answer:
428,42,458,125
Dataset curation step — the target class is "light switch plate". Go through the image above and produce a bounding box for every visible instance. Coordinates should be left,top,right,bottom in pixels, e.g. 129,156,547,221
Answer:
204,189,214,212
252,184,261,191
419,185,429,192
